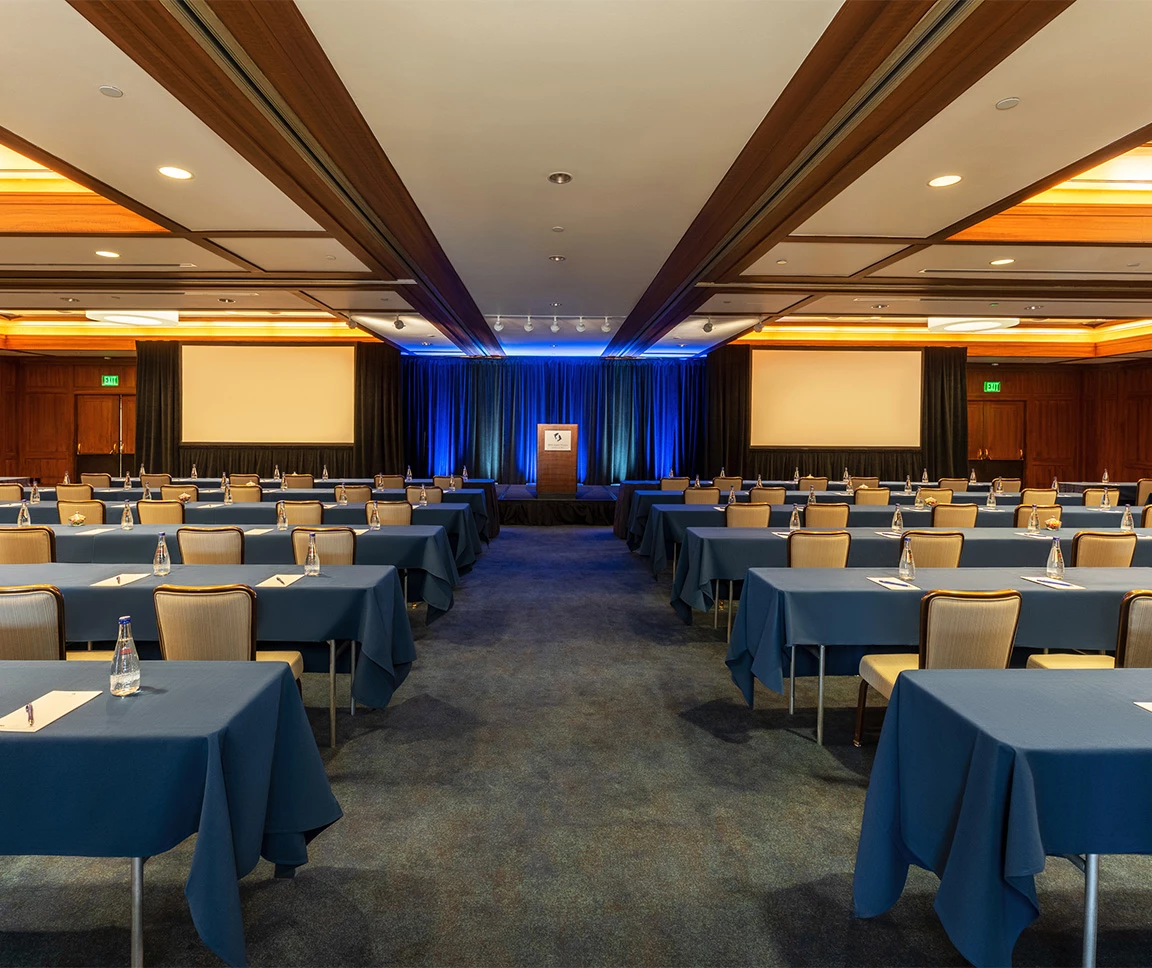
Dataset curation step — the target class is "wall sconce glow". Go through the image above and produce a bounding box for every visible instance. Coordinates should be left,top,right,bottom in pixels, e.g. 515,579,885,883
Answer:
85,310,179,326
158,166,193,180
989,258,1015,266
94,250,120,259
927,174,962,188
927,316,1020,333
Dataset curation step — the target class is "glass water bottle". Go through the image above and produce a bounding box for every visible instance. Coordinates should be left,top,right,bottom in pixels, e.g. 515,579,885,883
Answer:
109,616,141,697
807,487,816,505
1027,504,1039,534
898,538,915,581
788,506,801,531
405,465,413,483
914,488,924,509
986,489,997,508
792,467,799,486
223,483,233,505
337,483,348,506
322,464,329,481
369,503,381,530
921,469,929,484
304,533,320,576
727,487,736,506
152,533,171,576
1121,505,1134,533
1100,488,1112,511
276,501,288,531
904,475,912,494
16,502,30,527
191,463,198,479
462,466,468,483
120,502,134,531
891,506,903,533
419,484,428,507
1046,536,1065,579
274,464,281,481
29,483,40,504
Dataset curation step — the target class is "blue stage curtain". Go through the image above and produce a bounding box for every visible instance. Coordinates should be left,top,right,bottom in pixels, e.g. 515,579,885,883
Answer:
402,357,706,484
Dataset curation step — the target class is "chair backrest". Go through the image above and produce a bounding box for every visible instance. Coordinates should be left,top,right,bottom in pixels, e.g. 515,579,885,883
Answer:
0,483,22,501
1020,488,1057,505
278,500,323,525
713,476,742,493
0,527,57,564
432,475,459,490
918,488,953,504
683,487,721,505
803,503,850,528
853,487,890,505
161,484,198,502
798,476,829,491
749,486,787,505
725,503,770,528
903,530,964,568
1071,530,1137,567
140,473,172,488
1137,479,1152,506
0,585,66,660
228,473,260,485
80,473,112,487
1082,487,1120,507
377,475,406,489
660,477,690,492
919,590,1021,670
849,476,880,490
407,485,443,504
154,584,256,662
177,527,244,564
932,503,978,528
1013,504,1062,528
937,477,968,492
136,500,185,525
787,530,851,568
57,500,105,524
369,501,413,525
291,526,356,565
1144,505,1152,529
283,473,314,488
992,478,1022,493
1117,591,1152,668
56,483,93,501
339,484,374,503
230,483,263,503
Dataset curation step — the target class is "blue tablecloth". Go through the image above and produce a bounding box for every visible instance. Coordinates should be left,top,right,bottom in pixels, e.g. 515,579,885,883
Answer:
855,669,1152,966
0,563,416,709
0,660,341,966
725,566,1149,703
1060,481,1140,504
673,527,1152,619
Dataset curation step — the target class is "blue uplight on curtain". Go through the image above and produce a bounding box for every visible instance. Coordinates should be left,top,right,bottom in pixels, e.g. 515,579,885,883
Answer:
402,357,706,484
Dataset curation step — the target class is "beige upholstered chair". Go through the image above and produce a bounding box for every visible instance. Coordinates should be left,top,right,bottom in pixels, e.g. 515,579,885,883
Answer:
136,500,185,525
80,473,112,488
407,485,443,504
0,483,23,501
849,476,880,490
713,476,742,493
1137,479,1152,506
1020,488,1057,505
57,500,105,524
725,503,770,528
803,503,850,529
932,503,978,528
177,527,244,564
854,487,890,505
1028,589,1152,670
917,488,953,504
1083,487,1120,507
0,585,66,660
338,484,373,503
56,483,93,501
1144,505,1152,529
992,478,1022,493
228,473,260,486
0,526,57,564
139,473,172,489
787,530,851,567
854,589,1022,745
432,475,460,490
798,476,829,492
161,484,198,502
291,527,356,565
283,473,314,488
902,530,964,568
277,500,323,525
230,483,263,503
660,477,690,492
749,486,787,505
368,501,413,525
938,477,968,492
1071,530,1137,567
376,475,405,489
1014,504,1062,528
683,487,721,505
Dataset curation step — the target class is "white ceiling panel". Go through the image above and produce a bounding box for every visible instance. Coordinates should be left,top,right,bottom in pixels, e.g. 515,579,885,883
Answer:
0,0,323,232
0,290,318,312
801,294,1152,319
795,1,1152,238
648,315,758,355
0,236,239,271
742,241,906,276
353,313,464,355
209,237,371,273
696,292,810,315
305,289,414,312
298,0,842,318
872,244,1152,280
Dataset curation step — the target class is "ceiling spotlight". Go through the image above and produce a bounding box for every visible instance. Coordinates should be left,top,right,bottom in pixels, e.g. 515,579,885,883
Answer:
601,318,611,333
927,174,962,188
702,319,714,334
927,316,1019,333
776,259,788,265
95,250,120,259
989,258,1015,266
1024,305,1042,311
551,301,561,307
393,316,405,330
995,96,1021,111
550,318,560,333
421,341,430,347
548,255,566,263
753,317,765,333
98,85,123,98
493,316,504,332
524,317,534,332
158,166,193,180
575,318,586,333
346,319,358,329
547,172,573,185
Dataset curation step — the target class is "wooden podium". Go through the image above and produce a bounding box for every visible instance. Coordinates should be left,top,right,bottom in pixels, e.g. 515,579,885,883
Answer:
536,423,578,496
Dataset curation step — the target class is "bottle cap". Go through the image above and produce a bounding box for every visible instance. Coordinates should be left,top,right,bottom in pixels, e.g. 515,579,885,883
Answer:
118,615,130,625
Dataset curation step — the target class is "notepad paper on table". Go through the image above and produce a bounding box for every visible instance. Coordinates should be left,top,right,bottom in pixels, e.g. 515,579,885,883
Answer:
0,691,101,733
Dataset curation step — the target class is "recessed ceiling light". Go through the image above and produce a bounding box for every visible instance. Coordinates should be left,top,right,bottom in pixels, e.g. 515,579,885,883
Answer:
776,259,788,265
995,97,1021,111
989,258,1015,266
98,85,123,98
552,226,565,233
61,297,79,303
1127,262,1141,268
551,302,561,307
158,166,193,180
218,297,235,303
325,255,337,262
1024,305,1042,311
927,174,962,188
873,303,888,309
421,341,430,346
678,343,686,348
547,172,573,185
95,250,120,259
548,255,566,262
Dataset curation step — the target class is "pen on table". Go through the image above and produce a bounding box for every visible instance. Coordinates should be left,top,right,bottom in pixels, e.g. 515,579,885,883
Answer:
116,575,121,585
276,576,286,585
25,704,33,726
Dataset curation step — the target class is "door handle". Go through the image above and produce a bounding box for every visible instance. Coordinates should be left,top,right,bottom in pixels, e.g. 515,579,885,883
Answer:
76,441,81,454
1018,449,1023,459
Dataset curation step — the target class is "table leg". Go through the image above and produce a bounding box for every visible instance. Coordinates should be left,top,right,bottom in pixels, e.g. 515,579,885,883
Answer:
816,644,826,746
713,580,719,629
130,856,144,968
789,647,796,716
1084,853,1099,968
349,641,356,716
328,639,337,747
672,543,677,576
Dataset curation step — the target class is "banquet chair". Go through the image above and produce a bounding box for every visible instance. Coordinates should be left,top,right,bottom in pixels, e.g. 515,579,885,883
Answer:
749,486,787,505
660,477,690,491
992,477,1022,493
1021,488,1058,505
338,485,373,503
136,500,185,525
177,527,244,564
278,500,323,525
0,527,56,564
938,477,968,492
432,475,459,490
1137,479,1152,506
798,476,829,492
853,589,1021,746
291,526,356,566
787,530,851,568
80,473,112,488
0,483,23,500
228,473,260,485
407,485,443,504
1028,590,1152,670
1083,487,1120,507
368,501,413,525
725,503,770,528
1014,504,1062,528
1144,505,1152,528
57,500,105,524
713,476,742,493
917,488,953,505
1071,530,1137,567
901,530,964,568
283,473,314,488
139,473,171,489
0,585,66,660
376,475,405,489
803,503,850,529
161,484,198,502
683,487,721,505
854,487,890,505
56,483,93,501
932,503,978,528
850,476,880,490
230,483,263,502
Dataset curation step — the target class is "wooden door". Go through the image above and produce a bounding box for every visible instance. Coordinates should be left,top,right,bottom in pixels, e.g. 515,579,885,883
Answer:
967,402,985,459
76,394,120,456
983,401,1026,461
120,395,136,455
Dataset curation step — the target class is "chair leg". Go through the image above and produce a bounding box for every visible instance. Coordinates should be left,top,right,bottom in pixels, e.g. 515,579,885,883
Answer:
349,641,356,716
130,856,144,968
1083,853,1100,968
816,644,826,746
853,678,869,747
328,639,337,747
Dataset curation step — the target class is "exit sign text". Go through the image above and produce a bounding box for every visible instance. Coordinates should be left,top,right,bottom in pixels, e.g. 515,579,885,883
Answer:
101,374,119,387
983,381,1001,393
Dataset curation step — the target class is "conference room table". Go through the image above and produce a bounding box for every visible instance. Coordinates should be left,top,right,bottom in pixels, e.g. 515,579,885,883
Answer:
725,566,1149,744
1060,480,1140,504
0,660,341,967
854,669,1152,967
0,562,416,710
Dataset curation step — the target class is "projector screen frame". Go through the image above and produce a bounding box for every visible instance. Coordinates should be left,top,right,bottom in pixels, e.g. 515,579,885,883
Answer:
747,347,924,450
179,341,359,447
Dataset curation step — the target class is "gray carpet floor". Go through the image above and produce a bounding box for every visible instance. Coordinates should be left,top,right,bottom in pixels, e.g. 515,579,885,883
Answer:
3,525,1152,966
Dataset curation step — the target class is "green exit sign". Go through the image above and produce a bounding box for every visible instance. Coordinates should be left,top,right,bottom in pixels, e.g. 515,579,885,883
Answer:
983,381,1001,393
101,374,119,387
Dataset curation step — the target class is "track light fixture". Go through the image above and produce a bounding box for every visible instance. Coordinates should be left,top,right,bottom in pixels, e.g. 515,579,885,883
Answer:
393,316,404,330
493,315,504,332
550,317,560,333
753,316,766,334
524,316,534,333
575,317,586,333
702,317,714,334
601,317,612,333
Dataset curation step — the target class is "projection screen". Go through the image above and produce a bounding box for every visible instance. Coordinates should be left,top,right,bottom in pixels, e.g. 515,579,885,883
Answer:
750,349,922,448
181,345,355,444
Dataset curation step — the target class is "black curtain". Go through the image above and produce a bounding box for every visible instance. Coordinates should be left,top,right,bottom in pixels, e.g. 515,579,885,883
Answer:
353,341,404,476
134,340,181,474
920,346,968,479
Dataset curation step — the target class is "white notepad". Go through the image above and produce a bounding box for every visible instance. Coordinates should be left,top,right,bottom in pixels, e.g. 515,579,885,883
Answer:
874,531,903,538
257,574,304,588
199,504,221,509
1020,575,1085,590
323,504,338,509
353,529,368,535
1134,702,1152,714
1015,531,1056,539
85,528,115,536
772,531,793,538
91,573,149,587
867,576,920,590
245,528,272,536
0,690,101,732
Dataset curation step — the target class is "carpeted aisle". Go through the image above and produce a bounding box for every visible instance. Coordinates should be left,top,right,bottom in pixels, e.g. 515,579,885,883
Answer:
3,526,1152,966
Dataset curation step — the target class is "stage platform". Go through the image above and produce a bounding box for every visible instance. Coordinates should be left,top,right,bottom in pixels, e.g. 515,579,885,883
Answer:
496,484,617,526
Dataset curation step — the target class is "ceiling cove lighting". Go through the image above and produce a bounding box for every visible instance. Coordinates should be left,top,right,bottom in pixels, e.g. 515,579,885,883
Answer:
85,310,178,326
927,316,1020,334
927,174,962,188
158,166,193,180
989,258,1015,266
94,250,119,259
